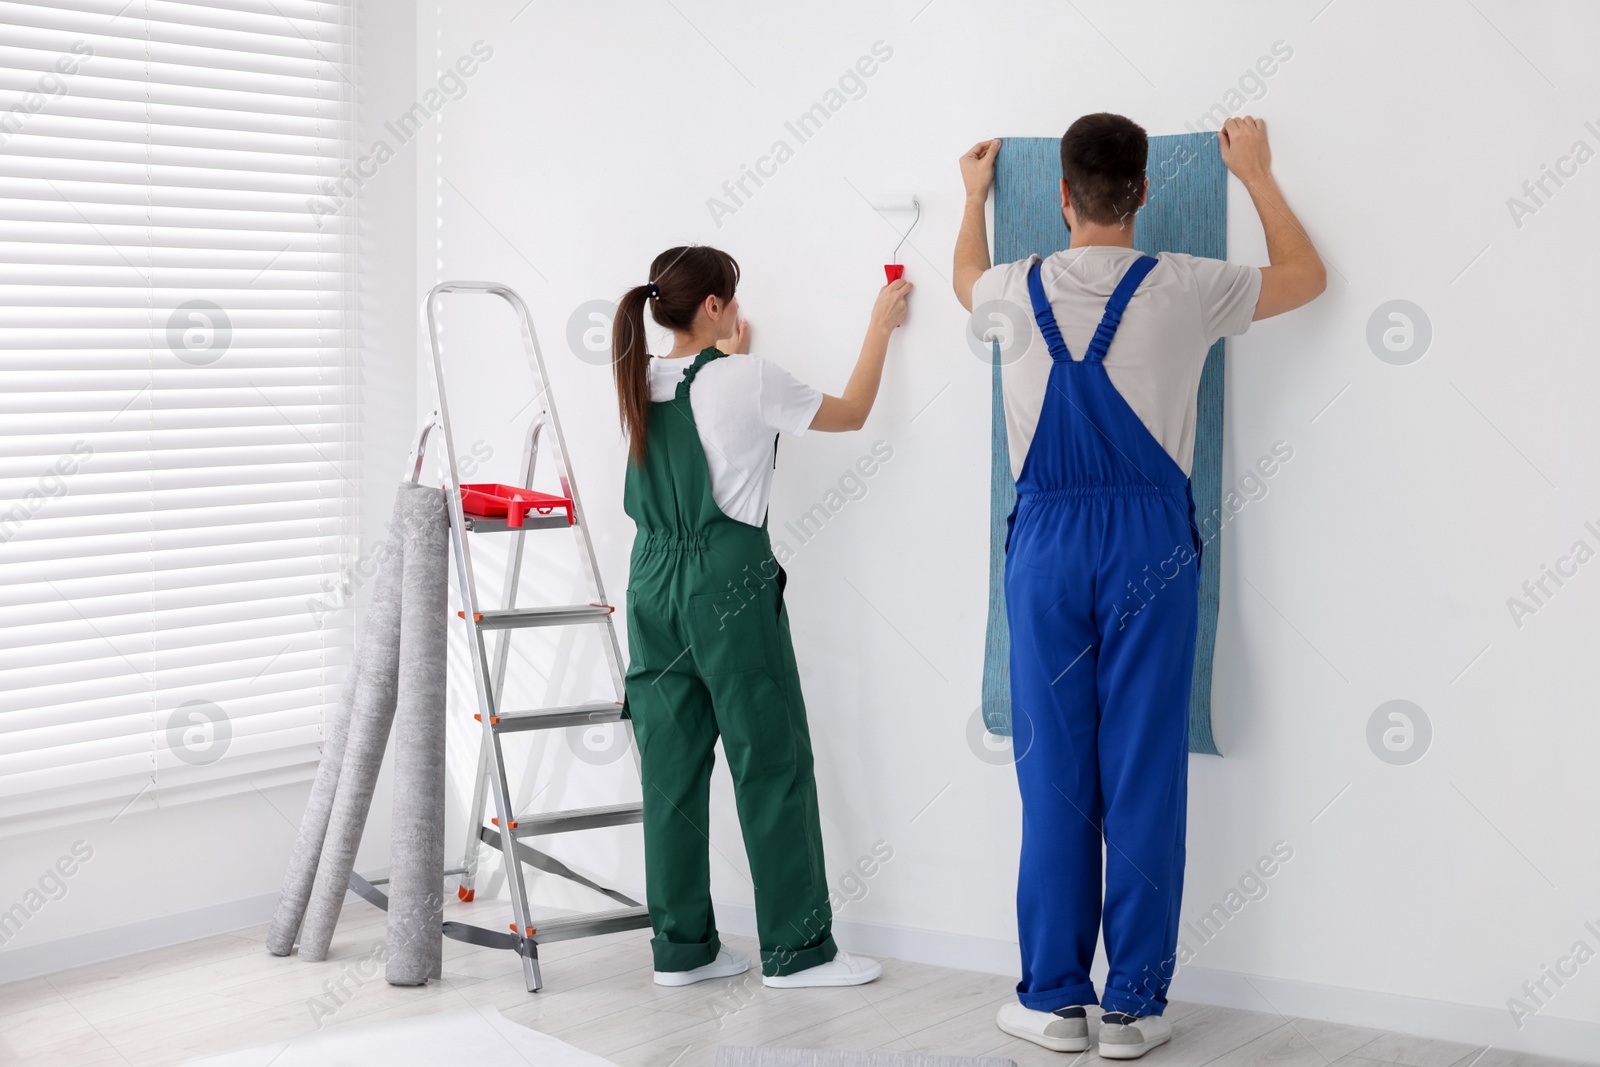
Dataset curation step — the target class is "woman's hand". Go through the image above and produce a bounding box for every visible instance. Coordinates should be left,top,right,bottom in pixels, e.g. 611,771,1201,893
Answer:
718,316,750,354
870,279,913,334
809,279,912,432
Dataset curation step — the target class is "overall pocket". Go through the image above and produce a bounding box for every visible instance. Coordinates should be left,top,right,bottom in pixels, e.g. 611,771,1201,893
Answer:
686,586,770,676
623,589,651,672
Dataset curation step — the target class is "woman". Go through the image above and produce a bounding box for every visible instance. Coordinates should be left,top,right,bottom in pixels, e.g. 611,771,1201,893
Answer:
613,245,910,987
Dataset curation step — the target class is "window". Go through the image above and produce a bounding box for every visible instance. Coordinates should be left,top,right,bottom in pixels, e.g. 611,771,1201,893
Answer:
0,0,355,835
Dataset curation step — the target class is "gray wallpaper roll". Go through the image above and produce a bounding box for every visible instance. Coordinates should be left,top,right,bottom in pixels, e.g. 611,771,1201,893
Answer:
268,482,449,977
385,485,449,985
265,621,366,957
267,492,406,957
296,489,410,961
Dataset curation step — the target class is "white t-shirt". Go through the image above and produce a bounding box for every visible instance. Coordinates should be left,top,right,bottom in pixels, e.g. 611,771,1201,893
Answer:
971,246,1261,479
646,352,824,526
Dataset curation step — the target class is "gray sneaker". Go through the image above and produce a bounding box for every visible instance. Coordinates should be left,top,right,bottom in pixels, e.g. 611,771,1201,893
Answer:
1098,1011,1173,1059
995,1002,1090,1053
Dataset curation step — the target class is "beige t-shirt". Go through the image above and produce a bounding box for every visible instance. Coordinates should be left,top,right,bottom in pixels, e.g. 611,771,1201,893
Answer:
971,246,1261,479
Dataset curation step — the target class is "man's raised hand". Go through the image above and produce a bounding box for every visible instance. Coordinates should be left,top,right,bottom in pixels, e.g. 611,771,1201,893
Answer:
960,139,1002,202
1219,117,1271,184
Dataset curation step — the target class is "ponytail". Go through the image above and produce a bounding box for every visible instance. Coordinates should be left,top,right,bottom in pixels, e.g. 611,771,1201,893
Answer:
612,284,654,464
611,245,741,463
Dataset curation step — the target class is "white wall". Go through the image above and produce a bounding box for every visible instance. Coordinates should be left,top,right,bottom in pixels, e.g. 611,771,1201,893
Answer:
0,0,421,981
411,0,1600,1055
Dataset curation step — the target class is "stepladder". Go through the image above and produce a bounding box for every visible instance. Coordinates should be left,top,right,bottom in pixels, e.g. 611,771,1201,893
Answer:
418,280,651,993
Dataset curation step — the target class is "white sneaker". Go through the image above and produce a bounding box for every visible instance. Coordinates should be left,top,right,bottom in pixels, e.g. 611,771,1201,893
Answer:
996,1002,1090,1053
762,951,882,987
653,945,751,987
1098,1011,1172,1059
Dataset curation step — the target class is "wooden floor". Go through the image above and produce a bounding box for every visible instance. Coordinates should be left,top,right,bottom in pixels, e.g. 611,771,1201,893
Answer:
0,896,1582,1067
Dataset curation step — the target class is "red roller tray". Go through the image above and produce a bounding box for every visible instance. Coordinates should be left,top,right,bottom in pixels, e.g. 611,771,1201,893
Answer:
459,483,574,527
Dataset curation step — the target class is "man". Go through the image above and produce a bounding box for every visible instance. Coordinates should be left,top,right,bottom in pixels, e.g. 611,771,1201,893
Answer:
952,114,1324,1059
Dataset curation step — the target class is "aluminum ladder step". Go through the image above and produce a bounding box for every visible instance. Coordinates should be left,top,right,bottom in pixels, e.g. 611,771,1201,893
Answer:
369,865,468,887
479,700,626,734
466,604,614,630
529,905,652,944
498,802,643,837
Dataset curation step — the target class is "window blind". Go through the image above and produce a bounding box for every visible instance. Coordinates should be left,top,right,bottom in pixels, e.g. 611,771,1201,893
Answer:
0,0,355,835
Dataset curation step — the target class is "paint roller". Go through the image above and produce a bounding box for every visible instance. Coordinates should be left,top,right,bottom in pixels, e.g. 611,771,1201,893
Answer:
868,194,921,283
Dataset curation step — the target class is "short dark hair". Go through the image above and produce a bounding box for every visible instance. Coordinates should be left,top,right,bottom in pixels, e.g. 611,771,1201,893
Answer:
1060,113,1148,227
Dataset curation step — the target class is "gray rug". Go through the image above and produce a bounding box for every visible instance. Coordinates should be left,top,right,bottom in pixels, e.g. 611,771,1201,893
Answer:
714,1050,1016,1067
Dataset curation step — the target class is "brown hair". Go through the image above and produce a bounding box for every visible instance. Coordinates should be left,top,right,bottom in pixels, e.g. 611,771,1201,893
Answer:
1059,112,1148,227
612,245,741,462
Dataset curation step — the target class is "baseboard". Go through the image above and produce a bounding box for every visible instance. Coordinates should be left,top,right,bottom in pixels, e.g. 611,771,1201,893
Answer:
710,902,1600,1062
0,870,387,987
0,889,280,985
1169,965,1598,1062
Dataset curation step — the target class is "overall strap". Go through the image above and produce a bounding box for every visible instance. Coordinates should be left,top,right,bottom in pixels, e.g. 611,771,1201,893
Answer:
1025,259,1073,363
1083,255,1159,363
674,346,727,400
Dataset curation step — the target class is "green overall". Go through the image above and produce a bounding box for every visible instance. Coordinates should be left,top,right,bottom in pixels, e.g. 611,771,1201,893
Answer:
623,347,837,977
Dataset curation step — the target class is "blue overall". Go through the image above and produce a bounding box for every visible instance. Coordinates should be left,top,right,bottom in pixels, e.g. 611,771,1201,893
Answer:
1006,255,1200,1017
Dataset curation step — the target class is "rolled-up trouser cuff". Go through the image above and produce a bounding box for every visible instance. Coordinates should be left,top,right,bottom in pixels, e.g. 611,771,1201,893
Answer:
1017,979,1099,1013
651,931,721,973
